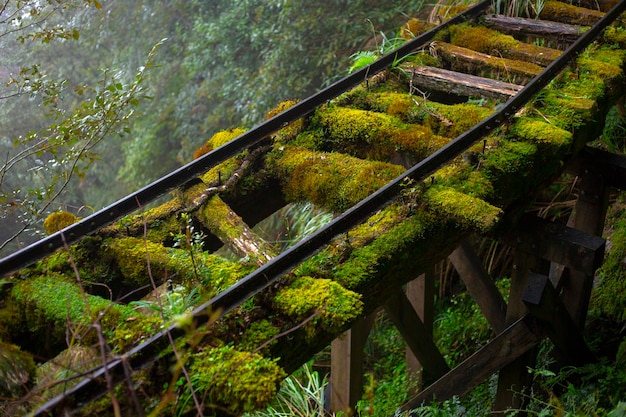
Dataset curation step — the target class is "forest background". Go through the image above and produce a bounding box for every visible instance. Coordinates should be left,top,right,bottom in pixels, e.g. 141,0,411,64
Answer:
0,0,425,254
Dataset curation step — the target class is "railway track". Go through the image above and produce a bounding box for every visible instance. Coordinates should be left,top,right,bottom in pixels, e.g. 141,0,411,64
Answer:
1,0,625,414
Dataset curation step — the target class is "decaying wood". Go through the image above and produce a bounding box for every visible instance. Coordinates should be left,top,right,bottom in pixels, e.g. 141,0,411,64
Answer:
483,15,584,44
405,65,523,99
433,42,543,82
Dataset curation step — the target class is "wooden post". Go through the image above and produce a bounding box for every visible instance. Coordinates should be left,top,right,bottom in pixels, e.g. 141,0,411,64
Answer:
330,314,374,415
405,270,435,392
493,250,536,415
559,167,609,328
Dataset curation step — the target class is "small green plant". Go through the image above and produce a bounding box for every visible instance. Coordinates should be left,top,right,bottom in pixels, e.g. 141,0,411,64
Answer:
243,362,337,417
129,283,200,322
348,20,410,74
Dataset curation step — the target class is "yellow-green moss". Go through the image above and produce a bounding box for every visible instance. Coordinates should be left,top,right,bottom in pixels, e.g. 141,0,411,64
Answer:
5,274,134,349
449,24,560,66
312,105,448,161
604,26,626,47
238,320,281,353
509,118,572,149
539,1,604,26
401,18,435,39
332,210,436,290
423,187,502,232
183,345,286,415
106,237,171,286
592,214,626,322
0,341,36,399
270,146,404,212
193,128,246,160
43,211,78,235
273,277,363,338
266,100,305,142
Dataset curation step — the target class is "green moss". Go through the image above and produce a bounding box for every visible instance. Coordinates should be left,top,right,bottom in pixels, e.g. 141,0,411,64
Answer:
6,274,133,349
509,118,572,150
238,320,281,353
423,186,502,232
273,277,363,338
604,26,626,47
43,211,78,234
0,341,36,398
270,146,404,212
266,99,305,143
111,314,164,352
481,140,538,204
105,237,171,286
193,128,246,160
311,105,448,161
592,213,626,322
333,210,435,290
539,1,603,26
183,345,286,415
449,24,560,66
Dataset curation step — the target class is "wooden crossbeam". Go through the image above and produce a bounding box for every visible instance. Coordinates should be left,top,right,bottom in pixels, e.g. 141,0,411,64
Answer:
383,287,450,380
405,66,523,100
400,315,541,410
449,240,507,334
500,213,605,274
483,15,583,43
523,273,595,365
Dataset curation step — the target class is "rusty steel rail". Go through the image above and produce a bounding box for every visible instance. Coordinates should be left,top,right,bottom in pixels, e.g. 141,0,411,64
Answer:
28,0,626,413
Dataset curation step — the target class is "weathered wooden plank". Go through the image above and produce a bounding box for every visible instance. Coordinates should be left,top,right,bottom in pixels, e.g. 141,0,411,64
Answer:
448,240,507,334
434,42,543,81
483,15,583,44
383,287,450,379
500,214,606,274
570,146,626,190
400,315,541,409
523,273,595,365
405,66,523,100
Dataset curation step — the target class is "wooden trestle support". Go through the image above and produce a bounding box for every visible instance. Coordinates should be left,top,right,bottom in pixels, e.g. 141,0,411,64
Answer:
329,147,625,415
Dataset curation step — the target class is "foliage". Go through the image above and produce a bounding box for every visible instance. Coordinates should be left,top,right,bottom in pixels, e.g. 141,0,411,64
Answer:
244,362,335,417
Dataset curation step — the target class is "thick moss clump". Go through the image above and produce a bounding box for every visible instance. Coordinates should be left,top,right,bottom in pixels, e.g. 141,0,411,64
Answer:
449,24,561,66
238,320,281,353
270,146,404,212
193,128,246,160
310,105,449,161
273,277,363,338
43,211,78,234
423,187,502,232
4,274,134,353
481,140,538,203
183,345,286,415
266,99,305,142
509,118,572,150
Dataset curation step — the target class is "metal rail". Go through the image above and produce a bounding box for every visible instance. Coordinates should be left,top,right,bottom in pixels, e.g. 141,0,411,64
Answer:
0,0,492,278
31,0,626,413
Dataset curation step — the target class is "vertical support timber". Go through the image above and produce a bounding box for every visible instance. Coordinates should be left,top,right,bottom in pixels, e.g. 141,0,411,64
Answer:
405,268,435,392
493,250,537,415
330,314,374,415
560,166,609,328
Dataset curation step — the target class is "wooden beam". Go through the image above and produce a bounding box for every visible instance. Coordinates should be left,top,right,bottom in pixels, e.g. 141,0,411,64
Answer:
449,240,507,334
384,287,450,380
560,162,610,327
523,273,595,365
494,250,536,414
399,315,541,410
404,66,523,100
500,214,606,274
433,42,543,81
405,270,435,393
330,314,375,416
483,15,583,44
